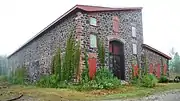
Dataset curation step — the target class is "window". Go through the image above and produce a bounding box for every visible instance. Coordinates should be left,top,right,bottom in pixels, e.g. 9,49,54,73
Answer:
90,34,97,48
90,17,97,26
113,16,119,33
132,44,137,54
132,27,136,37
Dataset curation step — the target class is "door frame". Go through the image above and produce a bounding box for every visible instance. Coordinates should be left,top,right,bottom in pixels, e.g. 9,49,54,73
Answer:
108,40,125,80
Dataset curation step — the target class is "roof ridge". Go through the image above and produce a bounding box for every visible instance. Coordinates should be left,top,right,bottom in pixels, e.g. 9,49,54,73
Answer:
76,4,142,9
76,4,115,9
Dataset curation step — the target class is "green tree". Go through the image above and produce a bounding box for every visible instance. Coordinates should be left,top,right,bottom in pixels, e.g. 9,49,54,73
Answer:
0,56,8,75
172,52,180,73
169,48,175,71
168,47,180,74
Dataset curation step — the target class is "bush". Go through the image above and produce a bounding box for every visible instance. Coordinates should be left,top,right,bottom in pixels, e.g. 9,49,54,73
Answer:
52,48,61,80
62,33,80,81
8,67,27,84
78,67,121,91
141,74,158,88
131,76,141,85
97,39,105,67
94,67,120,89
81,51,90,84
37,74,71,88
36,74,59,88
51,31,80,82
159,76,168,83
0,75,8,82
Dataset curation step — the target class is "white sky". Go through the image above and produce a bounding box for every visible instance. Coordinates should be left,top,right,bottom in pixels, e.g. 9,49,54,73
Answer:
0,0,179,56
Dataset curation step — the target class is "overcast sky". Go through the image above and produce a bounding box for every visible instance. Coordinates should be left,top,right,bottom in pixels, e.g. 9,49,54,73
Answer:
0,0,179,56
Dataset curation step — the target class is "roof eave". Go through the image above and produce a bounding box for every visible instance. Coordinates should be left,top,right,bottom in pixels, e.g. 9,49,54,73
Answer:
8,5,79,59
7,5,142,59
142,44,172,60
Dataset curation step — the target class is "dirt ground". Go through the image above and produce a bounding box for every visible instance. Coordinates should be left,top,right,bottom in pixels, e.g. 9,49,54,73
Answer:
1,82,180,101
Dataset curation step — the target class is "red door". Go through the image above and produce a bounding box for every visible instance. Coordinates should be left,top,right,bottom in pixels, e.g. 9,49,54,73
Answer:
88,58,96,80
156,64,161,78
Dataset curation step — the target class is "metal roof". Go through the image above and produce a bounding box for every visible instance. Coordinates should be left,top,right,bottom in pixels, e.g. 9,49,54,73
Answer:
8,5,142,58
76,5,142,12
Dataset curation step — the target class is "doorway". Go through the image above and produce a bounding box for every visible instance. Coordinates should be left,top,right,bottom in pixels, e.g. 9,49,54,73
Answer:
109,40,125,80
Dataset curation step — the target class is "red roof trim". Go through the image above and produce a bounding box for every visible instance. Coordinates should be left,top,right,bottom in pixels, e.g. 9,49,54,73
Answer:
8,5,142,58
142,44,171,60
76,4,142,12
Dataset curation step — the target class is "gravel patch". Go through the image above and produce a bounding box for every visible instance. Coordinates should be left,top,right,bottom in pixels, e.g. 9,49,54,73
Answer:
111,89,180,101
16,96,41,101
136,89,180,101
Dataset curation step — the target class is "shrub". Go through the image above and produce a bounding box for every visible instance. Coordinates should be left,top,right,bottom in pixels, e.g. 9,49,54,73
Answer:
61,31,81,81
37,74,73,88
8,67,27,84
36,75,49,87
97,39,105,67
94,67,120,89
131,55,159,88
81,50,90,84
159,76,168,83
37,74,59,88
0,75,8,82
131,76,141,85
141,74,158,88
52,48,61,81
79,67,120,90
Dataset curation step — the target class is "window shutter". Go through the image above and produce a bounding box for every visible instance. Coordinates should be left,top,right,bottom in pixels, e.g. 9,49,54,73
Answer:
132,44,137,54
90,17,97,26
113,16,119,33
156,64,161,78
163,64,167,75
132,27,136,37
90,34,97,48
88,58,97,80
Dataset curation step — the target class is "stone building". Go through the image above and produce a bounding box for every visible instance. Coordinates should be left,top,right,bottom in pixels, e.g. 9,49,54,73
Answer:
8,5,171,82
141,44,171,78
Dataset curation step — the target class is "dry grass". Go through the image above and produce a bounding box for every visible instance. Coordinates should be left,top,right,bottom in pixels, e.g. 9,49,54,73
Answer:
0,82,180,101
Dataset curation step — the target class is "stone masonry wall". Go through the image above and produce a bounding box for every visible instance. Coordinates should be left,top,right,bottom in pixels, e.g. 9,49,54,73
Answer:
8,14,76,82
8,9,143,82
80,10,143,81
142,48,169,77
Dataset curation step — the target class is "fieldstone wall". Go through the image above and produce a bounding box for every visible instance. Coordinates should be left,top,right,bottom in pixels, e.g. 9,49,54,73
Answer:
8,14,76,82
142,48,169,77
8,9,143,82
80,10,143,81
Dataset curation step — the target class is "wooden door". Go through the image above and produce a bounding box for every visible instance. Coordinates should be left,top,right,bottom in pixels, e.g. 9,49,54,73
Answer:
109,41,125,80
